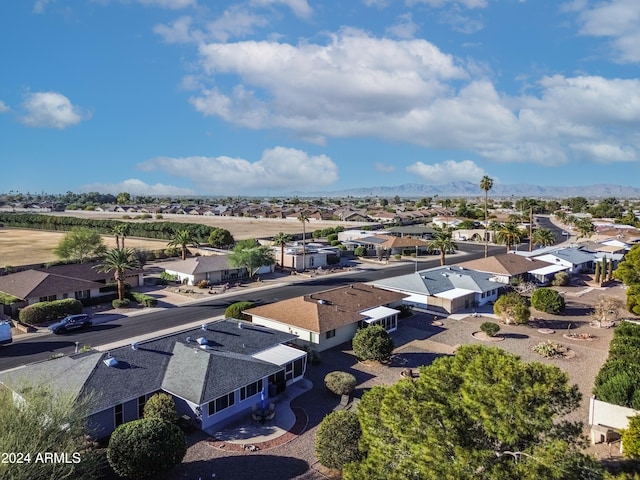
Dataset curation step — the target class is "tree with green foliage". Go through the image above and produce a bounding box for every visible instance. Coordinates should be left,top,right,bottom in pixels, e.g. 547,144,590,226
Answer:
595,262,602,284
532,228,556,248
272,232,293,270
107,418,186,479
207,227,235,248
494,291,530,324
297,212,310,271
94,247,141,302
344,345,600,480
552,271,570,287
621,414,640,459
167,229,198,260
228,244,275,278
480,321,500,337
143,393,178,424
531,288,566,314
116,192,131,205
480,175,493,257
567,196,589,213
53,227,107,262
574,218,595,239
427,225,458,266
352,325,394,363
0,384,104,480
324,371,357,396
615,244,640,285
224,301,255,320
354,245,367,257
496,222,523,253
316,410,363,470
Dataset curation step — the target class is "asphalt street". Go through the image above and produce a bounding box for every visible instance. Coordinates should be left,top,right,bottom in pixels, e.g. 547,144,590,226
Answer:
0,242,520,371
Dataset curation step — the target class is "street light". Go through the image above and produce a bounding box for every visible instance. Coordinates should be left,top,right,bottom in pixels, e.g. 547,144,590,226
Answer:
414,245,419,273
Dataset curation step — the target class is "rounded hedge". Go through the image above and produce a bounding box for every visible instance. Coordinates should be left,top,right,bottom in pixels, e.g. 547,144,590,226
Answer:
107,418,186,479
324,371,357,396
143,393,178,424
315,410,362,470
480,322,500,337
493,292,530,325
19,298,83,325
352,325,394,363
531,288,565,314
224,301,255,321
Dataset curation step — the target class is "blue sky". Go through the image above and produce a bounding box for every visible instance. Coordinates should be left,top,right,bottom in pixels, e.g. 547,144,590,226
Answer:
1,0,639,197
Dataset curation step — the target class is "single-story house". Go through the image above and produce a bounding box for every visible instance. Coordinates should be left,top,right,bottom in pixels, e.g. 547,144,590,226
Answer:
457,253,556,285
244,283,408,352
0,319,306,439
528,247,596,274
274,245,330,271
162,255,251,286
345,235,431,256
371,266,506,314
384,225,434,239
589,397,639,453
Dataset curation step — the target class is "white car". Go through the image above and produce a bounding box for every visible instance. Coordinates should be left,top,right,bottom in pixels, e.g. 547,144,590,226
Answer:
561,231,569,236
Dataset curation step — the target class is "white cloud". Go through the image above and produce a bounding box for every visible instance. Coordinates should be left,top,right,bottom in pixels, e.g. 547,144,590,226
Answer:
33,0,53,14
249,0,312,19
153,16,201,44
136,0,196,9
79,179,195,196
20,91,90,129
0,101,9,113
439,11,484,34
363,0,390,7
386,13,419,39
572,0,640,63
375,162,396,172
137,147,338,194
406,0,488,8
407,160,487,183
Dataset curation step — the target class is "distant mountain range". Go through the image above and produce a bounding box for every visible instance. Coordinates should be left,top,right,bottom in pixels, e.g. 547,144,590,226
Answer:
299,181,640,199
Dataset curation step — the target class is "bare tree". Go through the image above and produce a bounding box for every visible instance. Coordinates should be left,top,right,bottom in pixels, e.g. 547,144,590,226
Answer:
592,296,624,328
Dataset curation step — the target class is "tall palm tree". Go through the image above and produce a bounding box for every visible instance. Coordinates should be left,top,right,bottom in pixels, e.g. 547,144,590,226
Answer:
574,218,595,239
297,212,309,271
479,175,493,257
167,229,197,261
112,223,130,249
427,225,458,266
94,247,141,301
496,222,523,253
532,228,555,248
272,232,293,271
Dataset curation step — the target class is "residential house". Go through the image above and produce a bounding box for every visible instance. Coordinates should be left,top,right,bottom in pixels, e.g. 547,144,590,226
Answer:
162,255,250,286
0,319,306,439
345,235,431,256
371,266,506,314
521,246,596,274
457,253,556,285
385,225,434,239
245,283,408,352
274,244,330,271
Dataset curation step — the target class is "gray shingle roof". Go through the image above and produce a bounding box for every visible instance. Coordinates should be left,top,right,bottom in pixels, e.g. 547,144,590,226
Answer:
162,255,235,275
0,319,298,413
0,270,105,300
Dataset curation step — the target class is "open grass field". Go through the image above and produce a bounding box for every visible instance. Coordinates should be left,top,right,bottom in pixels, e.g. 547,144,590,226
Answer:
0,215,364,267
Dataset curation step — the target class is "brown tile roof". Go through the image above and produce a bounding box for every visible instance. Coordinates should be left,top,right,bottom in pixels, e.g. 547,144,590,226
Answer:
244,283,408,333
0,270,105,300
371,235,431,249
457,253,553,276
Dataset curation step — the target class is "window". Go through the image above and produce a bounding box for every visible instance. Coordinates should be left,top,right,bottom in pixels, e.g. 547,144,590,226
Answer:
208,392,235,416
240,379,263,401
293,357,305,377
39,295,57,303
115,404,124,427
75,290,90,300
137,395,147,418
325,329,336,339
285,362,294,381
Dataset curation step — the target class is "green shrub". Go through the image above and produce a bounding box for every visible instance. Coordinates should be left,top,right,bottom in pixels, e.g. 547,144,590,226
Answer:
315,410,362,470
112,298,131,309
324,371,357,396
197,280,209,289
19,298,83,325
533,340,566,358
393,254,401,260
354,246,367,257
480,322,500,337
0,292,20,305
224,301,255,321
330,240,342,247
143,393,178,424
164,247,180,258
155,214,163,219
552,271,570,286
398,304,413,318
327,233,338,242
160,271,178,281
129,292,158,307
107,418,186,479
493,292,530,325
352,325,394,363
531,288,565,314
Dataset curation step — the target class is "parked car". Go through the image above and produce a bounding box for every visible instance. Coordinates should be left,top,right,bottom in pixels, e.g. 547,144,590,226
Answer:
0,321,12,345
48,314,92,334
561,231,569,236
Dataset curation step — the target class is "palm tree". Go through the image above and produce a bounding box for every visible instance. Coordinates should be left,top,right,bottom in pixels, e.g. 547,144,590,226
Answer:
94,247,141,301
112,223,130,249
532,228,555,248
480,175,493,257
574,218,595,239
297,212,310,271
167,229,197,261
427,225,458,266
496,222,523,253
272,232,293,271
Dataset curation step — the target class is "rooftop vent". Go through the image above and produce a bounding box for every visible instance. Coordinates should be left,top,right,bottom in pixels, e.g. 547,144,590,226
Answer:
201,324,208,331
317,299,328,305
199,344,210,350
186,336,191,343
103,357,119,368
238,322,243,329
131,342,139,350
196,337,208,345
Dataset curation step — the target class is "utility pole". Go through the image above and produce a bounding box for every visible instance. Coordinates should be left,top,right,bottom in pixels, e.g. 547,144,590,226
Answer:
529,206,533,252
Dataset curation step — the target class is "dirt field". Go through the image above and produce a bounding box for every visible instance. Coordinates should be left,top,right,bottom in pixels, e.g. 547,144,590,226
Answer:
0,214,363,267
0,229,171,267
